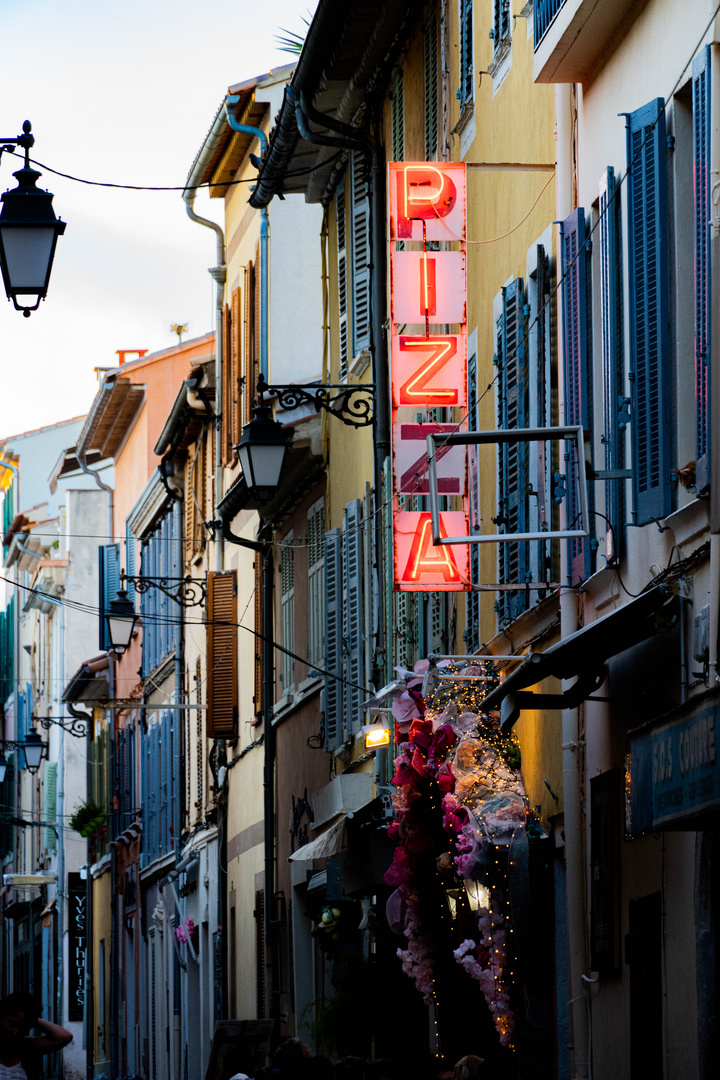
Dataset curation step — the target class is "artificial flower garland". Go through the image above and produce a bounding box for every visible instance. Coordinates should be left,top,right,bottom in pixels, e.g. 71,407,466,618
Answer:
384,660,528,1047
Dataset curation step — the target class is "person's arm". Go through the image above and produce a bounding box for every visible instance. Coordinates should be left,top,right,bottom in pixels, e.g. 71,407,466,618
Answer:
29,1018,73,1053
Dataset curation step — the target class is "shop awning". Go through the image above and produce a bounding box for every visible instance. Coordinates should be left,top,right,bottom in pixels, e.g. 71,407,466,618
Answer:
482,583,680,730
288,817,347,862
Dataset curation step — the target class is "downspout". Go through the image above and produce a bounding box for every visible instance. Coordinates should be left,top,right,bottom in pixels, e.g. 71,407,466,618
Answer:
182,189,226,573
291,93,390,684
224,98,269,382
556,82,589,1080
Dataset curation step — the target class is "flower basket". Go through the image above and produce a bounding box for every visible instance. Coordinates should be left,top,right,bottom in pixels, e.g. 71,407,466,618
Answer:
69,800,105,837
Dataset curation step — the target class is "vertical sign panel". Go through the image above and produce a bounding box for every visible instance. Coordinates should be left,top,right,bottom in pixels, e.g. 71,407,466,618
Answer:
68,872,86,1021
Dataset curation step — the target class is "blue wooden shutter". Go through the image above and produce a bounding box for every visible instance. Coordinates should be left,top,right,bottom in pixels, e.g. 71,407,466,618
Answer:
391,70,405,162
561,209,593,584
336,185,349,381
626,97,671,524
99,542,120,651
693,47,712,491
323,529,343,750
343,500,363,741
351,153,371,356
497,279,529,623
125,520,136,604
382,457,394,682
459,0,473,104
599,168,626,557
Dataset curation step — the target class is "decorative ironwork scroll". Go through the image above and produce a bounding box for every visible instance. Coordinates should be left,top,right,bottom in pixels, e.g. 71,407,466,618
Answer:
257,374,374,428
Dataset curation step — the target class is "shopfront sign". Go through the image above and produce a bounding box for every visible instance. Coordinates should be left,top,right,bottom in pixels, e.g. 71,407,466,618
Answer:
631,692,720,829
388,162,470,591
68,872,86,1021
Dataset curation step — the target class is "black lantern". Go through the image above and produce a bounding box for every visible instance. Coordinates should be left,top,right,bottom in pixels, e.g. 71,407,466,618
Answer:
106,588,137,653
22,729,46,774
0,122,66,316
235,404,290,498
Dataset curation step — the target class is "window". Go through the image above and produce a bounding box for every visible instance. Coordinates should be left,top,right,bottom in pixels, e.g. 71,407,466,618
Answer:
599,168,627,558
465,350,481,653
459,0,474,107
140,508,179,675
350,153,371,357
243,260,257,426
336,186,349,381
693,47,712,490
561,208,594,583
307,500,325,671
206,570,238,739
527,240,554,586
496,278,529,625
323,499,365,750
280,532,295,695
491,0,511,54
98,541,120,652
626,98,671,524
140,712,176,866
424,9,439,160
391,69,405,162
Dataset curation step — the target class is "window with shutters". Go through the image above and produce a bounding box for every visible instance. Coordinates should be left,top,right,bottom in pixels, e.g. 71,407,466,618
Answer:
323,529,343,750
561,209,594,584
194,656,204,821
527,239,555,589
43,761,56,852
98,542,120,652
465,351,481,653
599,169,627,559
459,0,474,107
424,8,439,161
336,186,349,382
693,48,712,491
626,97,671,525
185,431,208,567
206,570,238,739
125,520,137,604
350,153,371,357
491,0,511,53
429,594,447,654
342,499,364,742
307,500,325,672
244,261,257,425
140,714,174,865
495,279,530,626
254,242,261,376
222,301,232,465
230,287,242,449
391,70,405,163
140,508,178,676
395,591,414,670
0,757,15,858
280,533,295,696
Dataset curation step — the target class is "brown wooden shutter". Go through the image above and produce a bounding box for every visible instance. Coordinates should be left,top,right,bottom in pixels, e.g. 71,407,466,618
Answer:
206,570,238,738
184,456,196,570
253,554,264,722
244,260,255,426
221,303,232,465
230,286,242,448
254,243,261,382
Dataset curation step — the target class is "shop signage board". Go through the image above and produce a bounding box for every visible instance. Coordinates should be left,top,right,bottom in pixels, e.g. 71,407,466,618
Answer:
388,161,470,591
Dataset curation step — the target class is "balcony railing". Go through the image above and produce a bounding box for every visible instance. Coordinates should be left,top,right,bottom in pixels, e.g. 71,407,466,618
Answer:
534,0,565,49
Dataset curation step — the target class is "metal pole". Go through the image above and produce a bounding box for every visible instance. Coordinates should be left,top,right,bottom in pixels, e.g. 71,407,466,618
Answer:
261,530,276,1017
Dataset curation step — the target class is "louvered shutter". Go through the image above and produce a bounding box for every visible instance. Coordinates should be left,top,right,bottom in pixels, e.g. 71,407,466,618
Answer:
323,529,343,750
307,500,325,670
280,535,295,695
497,279,529,622
459,0,473,104
391,71,405,162
561,209,593,584
599,168,626,557
125,520,136,603
424,9,439,161
99,542,120,651
254,242,262,373
140,729,148,868
465,353,480,652
43,761,57,852
231,287,242,449
253,555,264,721
429,594,447,653
493,0,510,51
221,301,232,465
627,98,671,524
693,48,712,491
395,591,412,669
206,571,238,739
336,186,349,381
351,153,371,356
185,453,196,568
159,714,168,856
343,500,364,740
244,261,256,425
382,457,394,682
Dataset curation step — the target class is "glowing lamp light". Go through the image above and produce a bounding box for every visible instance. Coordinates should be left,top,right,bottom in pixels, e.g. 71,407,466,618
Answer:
363,723,391,749
465,879,490,912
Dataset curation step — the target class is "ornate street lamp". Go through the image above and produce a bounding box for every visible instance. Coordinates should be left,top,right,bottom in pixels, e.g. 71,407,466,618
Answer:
0,121,66,316
235,403,290,500
21,728,47,775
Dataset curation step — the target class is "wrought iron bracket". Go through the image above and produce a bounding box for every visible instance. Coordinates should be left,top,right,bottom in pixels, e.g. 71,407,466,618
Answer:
120,572,207,608
33,715,88,738
257,374,374,428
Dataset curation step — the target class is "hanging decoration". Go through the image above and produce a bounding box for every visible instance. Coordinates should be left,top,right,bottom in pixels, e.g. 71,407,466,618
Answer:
384,658,528,1048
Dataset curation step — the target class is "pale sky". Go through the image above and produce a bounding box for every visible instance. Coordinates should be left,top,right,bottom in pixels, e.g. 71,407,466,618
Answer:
0,0,312,439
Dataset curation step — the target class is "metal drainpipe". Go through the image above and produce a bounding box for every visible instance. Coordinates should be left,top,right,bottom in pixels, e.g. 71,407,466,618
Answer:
224,98,269,382
182,190,226,573
556,81,590,1080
